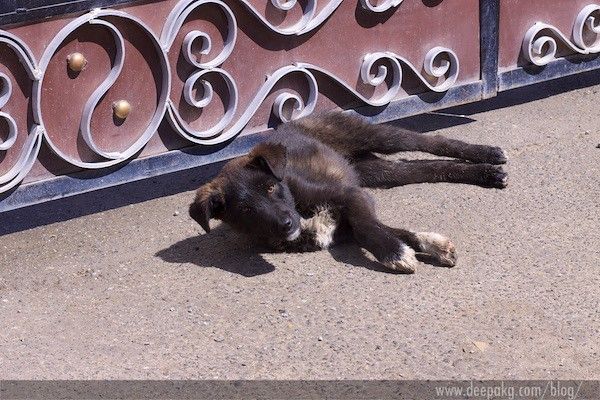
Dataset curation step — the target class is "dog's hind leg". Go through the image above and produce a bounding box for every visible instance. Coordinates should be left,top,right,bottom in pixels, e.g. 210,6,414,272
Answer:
293,113,507,164
353,154,508,189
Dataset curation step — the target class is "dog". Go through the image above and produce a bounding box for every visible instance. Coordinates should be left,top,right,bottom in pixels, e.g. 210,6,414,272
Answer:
188,113,507,273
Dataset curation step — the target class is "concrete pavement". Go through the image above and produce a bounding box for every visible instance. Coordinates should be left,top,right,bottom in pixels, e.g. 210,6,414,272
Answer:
1,75,599,379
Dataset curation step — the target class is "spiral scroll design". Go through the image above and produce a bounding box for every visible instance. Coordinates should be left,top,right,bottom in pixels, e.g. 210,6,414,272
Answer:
165,3,460,146
0,0,461,196
33,9,170,169
162,0,237,67
162,0,240,142
189,65,318,145
238,0,318,36
169,68,239,141
523,4,600,66
0,31,43,194
167,46,458,144
238,0,406,36
573,4,600,53
297,47,459,107
360,0,404,13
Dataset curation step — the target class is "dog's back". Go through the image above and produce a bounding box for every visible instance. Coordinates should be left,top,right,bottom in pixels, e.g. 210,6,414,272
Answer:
267,117,360,188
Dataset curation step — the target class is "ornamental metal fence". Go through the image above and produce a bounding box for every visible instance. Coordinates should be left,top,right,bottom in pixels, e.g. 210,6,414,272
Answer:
1,0,599,212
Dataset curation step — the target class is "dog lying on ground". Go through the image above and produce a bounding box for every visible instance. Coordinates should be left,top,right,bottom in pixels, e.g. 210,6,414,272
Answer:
189,113,507,273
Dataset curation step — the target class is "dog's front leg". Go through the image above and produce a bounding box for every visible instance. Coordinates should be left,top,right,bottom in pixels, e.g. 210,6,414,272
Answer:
287,178,418,273
386,227,457,268
336,187,418,273
271,208,338,253
270,229,321,253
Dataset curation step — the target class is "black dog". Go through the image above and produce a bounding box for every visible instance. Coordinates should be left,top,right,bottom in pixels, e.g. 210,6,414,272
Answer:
189,113,507,273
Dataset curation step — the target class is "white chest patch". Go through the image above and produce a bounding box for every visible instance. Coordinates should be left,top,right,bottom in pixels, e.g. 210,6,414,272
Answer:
300,206,337,249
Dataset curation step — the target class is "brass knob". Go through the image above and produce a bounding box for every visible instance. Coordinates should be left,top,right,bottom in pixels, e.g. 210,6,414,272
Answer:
67,52,87,72
112,100,131,120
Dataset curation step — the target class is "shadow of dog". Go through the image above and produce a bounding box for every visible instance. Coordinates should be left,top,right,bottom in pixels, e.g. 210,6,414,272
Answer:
155,224,276,277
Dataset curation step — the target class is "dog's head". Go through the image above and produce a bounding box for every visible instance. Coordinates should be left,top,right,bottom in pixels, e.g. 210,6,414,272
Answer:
189,142,302,243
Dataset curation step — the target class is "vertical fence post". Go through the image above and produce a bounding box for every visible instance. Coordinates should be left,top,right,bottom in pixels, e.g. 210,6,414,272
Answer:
480,0,500,99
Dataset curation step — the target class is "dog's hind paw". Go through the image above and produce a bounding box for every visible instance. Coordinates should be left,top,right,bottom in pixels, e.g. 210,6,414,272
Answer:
382,244,418,274
487,147,508,165
415,232,457,267
481,164,508,189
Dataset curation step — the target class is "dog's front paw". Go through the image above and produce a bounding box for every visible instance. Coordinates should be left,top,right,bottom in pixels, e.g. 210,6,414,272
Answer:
381,244,418,274
415,232,457,267
300,207,337,249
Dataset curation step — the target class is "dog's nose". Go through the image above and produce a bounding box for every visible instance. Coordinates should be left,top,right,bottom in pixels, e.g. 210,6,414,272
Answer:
282,216,293,230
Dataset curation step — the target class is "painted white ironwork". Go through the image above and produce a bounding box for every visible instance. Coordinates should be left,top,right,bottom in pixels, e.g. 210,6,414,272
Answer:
523,4,600,66
360,0,404,13
0,32,43,194
0,73,18,151
33,9,171,169
162,0,240,142
573,4,600,52
239,0,318,35
297,47,459,107
0,0,459,192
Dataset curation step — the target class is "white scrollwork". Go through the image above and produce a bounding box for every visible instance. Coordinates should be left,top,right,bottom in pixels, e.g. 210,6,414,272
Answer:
272,89,312,123
297,47,459,107
79,19,126,160
238,0,317,36
169,68,239,141
573,4,600,52
163,0,323,144
422,46,460,91
33,9,171,169
169,65,317,145
0,31,43,194
0,0,460,196
360,0,404,13
201,65,317,144
0,73,18,151
167,47,458,144
523,4,600,66
162,0,240,143
240,0,405,36
161,0,237,67
523,23,581,66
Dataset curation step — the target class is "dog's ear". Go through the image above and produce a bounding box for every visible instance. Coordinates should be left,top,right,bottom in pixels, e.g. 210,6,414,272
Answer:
247,142,287,181
189,183,225,233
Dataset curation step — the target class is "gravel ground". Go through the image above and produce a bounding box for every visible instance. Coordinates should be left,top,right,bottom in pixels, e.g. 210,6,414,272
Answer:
1,75,599,380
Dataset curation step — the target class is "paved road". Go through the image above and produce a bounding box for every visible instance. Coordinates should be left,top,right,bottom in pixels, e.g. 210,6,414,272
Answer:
1,76,599,379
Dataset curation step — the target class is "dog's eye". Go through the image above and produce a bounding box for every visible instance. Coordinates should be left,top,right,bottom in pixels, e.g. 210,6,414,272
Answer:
267,184,276,194
241,206,251,213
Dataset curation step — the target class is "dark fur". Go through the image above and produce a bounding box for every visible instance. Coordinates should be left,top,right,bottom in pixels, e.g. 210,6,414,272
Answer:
189,113,508,273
